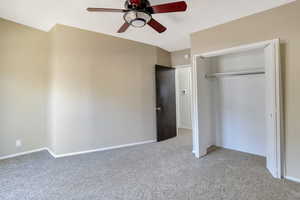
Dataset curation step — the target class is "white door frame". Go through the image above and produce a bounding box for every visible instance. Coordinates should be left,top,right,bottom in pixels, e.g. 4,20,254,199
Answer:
191,39,283,178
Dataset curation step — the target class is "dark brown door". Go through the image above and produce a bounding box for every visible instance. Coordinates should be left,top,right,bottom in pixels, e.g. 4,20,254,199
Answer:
155,65,177,142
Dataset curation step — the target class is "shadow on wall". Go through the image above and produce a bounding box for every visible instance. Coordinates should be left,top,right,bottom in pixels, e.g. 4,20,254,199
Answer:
280,42,286,166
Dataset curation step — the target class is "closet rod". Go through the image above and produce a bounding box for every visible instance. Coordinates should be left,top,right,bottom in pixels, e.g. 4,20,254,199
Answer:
205,69,265,78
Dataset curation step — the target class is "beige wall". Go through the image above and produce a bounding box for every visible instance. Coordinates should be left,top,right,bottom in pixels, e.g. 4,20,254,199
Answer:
0,19,171,157
47,24,170,155
191,1,300,179
156,47,171,66
171,49,191,66
0,18,49,157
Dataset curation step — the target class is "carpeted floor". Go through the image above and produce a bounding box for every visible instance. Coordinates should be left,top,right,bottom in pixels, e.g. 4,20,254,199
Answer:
1,129,300,200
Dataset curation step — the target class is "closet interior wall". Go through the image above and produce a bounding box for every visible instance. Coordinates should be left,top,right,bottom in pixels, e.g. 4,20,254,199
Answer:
204,48,267,157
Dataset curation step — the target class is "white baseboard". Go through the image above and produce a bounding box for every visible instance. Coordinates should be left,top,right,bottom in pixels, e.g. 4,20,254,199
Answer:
50,140,156,158
285,176,300,183
178,126,192,130
218,145,266,157
0,140,156,160
45,148,56,158
0,148,47,160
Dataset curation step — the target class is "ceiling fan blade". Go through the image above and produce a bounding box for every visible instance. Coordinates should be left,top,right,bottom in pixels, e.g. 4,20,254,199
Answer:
87,8,127,12
150,1,187,14
147,19,167,33
117,22,130,33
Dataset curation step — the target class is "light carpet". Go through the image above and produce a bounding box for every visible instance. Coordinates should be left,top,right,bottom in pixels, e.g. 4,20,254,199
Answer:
1,129,300,200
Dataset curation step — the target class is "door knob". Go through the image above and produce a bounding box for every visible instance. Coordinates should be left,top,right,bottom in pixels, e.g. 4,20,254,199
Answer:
156,107,161,111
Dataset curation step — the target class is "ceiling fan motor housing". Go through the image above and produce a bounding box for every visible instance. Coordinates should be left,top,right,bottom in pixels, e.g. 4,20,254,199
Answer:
125,0,151,9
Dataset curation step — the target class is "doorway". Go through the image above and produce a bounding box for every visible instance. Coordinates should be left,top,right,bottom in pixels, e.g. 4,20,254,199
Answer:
191,39,283,179
155,64,194,153
175,65,194,152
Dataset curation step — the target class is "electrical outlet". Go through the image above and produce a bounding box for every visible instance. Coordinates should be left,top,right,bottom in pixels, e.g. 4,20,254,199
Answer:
16,140,22,147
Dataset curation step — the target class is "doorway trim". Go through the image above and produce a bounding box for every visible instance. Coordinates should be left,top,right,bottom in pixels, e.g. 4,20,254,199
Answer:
191,39,283,179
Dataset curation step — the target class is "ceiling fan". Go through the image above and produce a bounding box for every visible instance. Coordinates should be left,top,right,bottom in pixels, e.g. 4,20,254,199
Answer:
87,0,187,33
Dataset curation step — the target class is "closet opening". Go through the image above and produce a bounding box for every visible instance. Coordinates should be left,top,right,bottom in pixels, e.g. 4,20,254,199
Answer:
191,39,283,179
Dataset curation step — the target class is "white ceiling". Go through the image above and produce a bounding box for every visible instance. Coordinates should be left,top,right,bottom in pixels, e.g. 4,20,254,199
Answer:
0,0,295,51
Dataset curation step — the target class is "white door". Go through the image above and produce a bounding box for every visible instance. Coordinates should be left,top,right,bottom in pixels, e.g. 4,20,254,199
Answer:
176,67,192,129
264,41,281,178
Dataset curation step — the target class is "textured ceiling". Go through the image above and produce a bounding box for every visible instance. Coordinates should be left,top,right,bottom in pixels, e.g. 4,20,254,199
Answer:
0,0,295,51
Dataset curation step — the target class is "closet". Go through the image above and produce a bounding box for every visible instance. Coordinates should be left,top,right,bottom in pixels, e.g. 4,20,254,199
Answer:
192,40,282,178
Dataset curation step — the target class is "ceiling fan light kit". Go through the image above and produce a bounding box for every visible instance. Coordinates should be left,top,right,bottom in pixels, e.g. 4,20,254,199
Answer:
87,0,187,33
124,11,151,28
